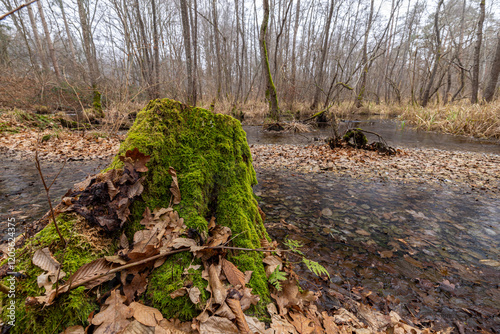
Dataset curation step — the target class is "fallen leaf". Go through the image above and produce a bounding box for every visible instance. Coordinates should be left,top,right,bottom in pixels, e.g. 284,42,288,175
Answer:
129,302,164,327
199,316,239,333
289,312,315,334
92,290,134,334
221,258,246,287
168,167,181,205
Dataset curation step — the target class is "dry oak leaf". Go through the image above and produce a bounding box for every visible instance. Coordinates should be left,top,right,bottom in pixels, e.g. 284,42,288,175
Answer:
321,311,341,334
245,315,274,334
172,238,198,249
221,258,246,287
214,302,236,320
119,147,151,172
168,167,181,205
157,318,194,334
129,302,164,327
199,316,239,334
289,312,315,334
205,225,232,247
121,320,154,334
58,325,85,334
267,303,297,334
92,290,134,334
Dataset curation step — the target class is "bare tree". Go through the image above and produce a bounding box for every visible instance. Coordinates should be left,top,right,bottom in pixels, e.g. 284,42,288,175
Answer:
180,0,195,105
37,0,61,80
483,32,500,102
260,0,279,120
421,0,443,107
470,0,485,104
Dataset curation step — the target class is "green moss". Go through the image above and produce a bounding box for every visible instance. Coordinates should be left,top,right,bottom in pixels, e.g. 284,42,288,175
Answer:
0,214,117,333
92,89,104,118
110,98,271,318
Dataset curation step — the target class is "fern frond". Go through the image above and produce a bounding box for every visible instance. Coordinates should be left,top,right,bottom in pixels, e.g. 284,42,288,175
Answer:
302,258,330,278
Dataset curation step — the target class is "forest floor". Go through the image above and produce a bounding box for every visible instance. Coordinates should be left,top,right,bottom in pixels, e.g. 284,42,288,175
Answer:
1,113,499,333
1,121,498,194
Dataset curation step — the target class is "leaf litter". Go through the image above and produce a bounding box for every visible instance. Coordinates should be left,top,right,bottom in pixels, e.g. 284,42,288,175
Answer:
8,147,456,333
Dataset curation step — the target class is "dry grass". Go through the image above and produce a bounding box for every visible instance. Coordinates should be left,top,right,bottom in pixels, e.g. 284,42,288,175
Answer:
283,121,313,133
400,101,500,139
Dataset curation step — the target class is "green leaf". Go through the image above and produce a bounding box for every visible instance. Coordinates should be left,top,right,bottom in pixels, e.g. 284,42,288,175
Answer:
302,258,330,278
268,267,287,291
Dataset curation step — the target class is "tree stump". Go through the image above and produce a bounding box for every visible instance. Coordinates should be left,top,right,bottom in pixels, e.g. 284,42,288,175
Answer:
1,99,270,333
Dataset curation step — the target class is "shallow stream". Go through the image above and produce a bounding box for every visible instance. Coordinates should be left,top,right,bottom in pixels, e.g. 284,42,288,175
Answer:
0,120,498,332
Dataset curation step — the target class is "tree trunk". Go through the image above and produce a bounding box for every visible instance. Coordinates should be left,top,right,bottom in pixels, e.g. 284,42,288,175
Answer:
289,0,300,110
77,0,101,113
421,0,443,107
355,0,374,108
212,0,223,100
259,0,280,120
3,99,271,332
180,0,194,105
27,5,49,73
151,0,160,99
57,0,77,68
311,0,335,111
37,0,61,81
471,0,485,104
483,33,500,102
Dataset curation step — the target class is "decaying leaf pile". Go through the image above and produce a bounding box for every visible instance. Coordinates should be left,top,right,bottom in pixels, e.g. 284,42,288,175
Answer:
10,148,447,334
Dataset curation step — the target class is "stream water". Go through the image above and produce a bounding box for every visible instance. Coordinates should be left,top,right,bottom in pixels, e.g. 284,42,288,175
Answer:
0,120,498,332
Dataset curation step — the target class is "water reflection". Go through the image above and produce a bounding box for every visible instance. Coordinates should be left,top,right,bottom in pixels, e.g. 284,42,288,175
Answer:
255,168,500,331
244,120,500,154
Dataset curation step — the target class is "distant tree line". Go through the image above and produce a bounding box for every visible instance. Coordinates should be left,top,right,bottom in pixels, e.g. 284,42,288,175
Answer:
0,0,499,112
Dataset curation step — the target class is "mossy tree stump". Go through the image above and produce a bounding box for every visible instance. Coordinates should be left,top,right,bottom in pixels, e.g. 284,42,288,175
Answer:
1,99,270,333
112,98,270,319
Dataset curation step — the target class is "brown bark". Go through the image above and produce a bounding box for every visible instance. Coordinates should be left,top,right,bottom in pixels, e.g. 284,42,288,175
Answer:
421,0,443,107
180,0,194,105
471,0,485,104
37,0,61,80
259,0,279,120
483,33,500,102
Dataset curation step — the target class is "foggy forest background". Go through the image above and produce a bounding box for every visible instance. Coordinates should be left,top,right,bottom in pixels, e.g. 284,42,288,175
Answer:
0,0,499,113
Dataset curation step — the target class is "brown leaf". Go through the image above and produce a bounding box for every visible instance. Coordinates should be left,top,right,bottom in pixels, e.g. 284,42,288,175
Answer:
267,303,297,334
289,312,315,334
208,216,216,230
59,325,85,334
227,298,251,333
92,290,134,334
168,167,181,205
128,177,145,199
129,302,164,327
239,287,260,311
121,320,154,334
157,318,194,334
321,311,341,334
33,248,64,276
119,148,151,172
170,287,188,299
106,179,120,200
172,238,197,249
221,258,245,287
188,286,201,304
199,316,239,334
208,264,227,305
263,255,283,277
214,302,236,320
206,225,232,247
120,232,130,249
65,258,115,290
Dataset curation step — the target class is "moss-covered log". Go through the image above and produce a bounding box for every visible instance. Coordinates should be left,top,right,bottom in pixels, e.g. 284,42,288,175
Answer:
1,98,270,332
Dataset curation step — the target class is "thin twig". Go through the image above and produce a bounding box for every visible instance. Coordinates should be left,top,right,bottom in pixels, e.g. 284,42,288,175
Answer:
34,141,66,244
0,0,37,21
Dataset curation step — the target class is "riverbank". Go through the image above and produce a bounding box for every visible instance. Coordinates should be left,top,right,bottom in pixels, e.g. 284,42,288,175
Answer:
1,125,498,193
